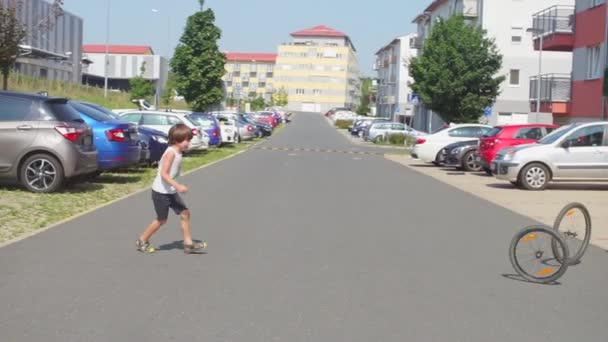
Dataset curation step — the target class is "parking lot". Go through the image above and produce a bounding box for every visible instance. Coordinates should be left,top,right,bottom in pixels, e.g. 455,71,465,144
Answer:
386,153,608,251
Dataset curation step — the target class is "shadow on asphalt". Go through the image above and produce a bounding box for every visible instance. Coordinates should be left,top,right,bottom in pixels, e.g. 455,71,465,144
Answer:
486,182,608,191
501,273,562,286
157,240,208,254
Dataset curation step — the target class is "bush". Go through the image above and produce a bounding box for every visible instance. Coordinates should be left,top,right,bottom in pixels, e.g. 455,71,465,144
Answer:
334,119,353,129
405,135,416,147
388,134,406,145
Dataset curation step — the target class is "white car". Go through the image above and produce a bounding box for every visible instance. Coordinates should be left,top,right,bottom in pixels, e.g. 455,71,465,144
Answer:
118,110,209,151
493,121,608,190
411,124,492,164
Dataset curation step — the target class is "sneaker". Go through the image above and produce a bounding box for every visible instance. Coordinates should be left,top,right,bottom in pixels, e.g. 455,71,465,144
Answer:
184,241,207,254
135,239,156,253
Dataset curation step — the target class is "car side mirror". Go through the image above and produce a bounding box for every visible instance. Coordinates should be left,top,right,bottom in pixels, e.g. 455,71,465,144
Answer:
562,140,573,148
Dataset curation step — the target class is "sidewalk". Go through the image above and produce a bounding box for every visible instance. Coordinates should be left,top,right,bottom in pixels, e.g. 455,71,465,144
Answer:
386,153,608,251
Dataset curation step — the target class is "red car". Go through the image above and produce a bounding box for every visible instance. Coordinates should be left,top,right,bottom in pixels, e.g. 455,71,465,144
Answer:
477,123,559,174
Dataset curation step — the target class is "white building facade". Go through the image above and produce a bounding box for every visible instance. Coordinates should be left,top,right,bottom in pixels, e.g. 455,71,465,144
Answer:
412,0,574,132
375,34,418,123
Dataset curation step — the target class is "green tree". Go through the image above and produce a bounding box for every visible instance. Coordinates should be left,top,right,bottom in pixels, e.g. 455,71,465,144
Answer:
271,87,288,107
170,0,226,112
0,0,64,90
161,71,177,107
250,96,266,111
356,77,372,115
409,15,504,123
129,61,155,101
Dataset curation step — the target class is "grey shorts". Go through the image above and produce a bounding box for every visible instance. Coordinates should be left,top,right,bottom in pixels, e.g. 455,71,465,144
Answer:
151,190,188,221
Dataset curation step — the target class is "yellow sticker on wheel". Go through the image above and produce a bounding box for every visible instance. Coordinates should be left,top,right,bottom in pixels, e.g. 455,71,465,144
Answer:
521,234,537,242
537,268,555,276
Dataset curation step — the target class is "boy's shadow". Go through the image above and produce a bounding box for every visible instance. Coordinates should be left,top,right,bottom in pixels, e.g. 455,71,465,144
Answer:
157,240,207,254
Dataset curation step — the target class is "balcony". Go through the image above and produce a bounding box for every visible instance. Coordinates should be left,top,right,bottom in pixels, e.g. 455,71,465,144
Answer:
531,5,575,52
410,36,423,49
460,0,478,18
529,73,571,114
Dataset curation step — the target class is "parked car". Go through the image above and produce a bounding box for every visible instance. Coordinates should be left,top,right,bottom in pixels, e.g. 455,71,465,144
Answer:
76,102,169,165
411,124,492,164
118,111,209,151
477,124,559,174
241,113,272,137
255,111,279,127
351,118,390,137
493,121,608,190
213,113,256,142
69,101,141,172
362,122,425,143
0,91,97,193
186,112,222,146
325,107,350,117
439,140,482,172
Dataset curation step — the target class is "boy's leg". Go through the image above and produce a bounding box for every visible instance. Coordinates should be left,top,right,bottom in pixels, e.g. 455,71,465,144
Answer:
140,219,166,242
179,209,193,246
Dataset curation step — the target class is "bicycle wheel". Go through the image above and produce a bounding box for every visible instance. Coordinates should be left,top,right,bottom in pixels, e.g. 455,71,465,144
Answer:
509,225,569,284
552,202,591,265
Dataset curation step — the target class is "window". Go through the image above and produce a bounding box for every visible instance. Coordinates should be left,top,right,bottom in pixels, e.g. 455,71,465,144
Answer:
167,116,183,126
233,71,240,77
511,27,523,44
448,126,489,138
391,124,406,131
266,72,273,78
586,45,601,79
509,69,520,85
317,53,323,58
142,114,168,126
226,81,232,87
242,82,249,87
565,125,605,147
258,82,266,88
250,72,257,77
233,64,241,71
514,127,543,140
0,96,33,121
590,0,603,8
296,89,305,95
250,64,257,72
120,113,142,124
313,89,322,95
39,68,48,79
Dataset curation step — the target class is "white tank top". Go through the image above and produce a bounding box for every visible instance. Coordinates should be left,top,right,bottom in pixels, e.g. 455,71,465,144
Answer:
152,146,182,194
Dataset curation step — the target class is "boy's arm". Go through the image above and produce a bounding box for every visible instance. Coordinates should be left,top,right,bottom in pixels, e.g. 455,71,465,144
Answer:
159,150,184,191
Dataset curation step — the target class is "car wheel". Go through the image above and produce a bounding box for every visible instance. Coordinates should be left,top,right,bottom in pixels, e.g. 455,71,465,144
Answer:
462,151,482,172
484,167,493,176
518,163,550,191
235,134,241,143
432,152,442,166
20,153,64,193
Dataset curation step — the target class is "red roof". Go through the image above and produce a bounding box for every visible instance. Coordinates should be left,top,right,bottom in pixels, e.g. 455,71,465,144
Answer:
82,45,154,55
224,52,277,63
290,25,347,38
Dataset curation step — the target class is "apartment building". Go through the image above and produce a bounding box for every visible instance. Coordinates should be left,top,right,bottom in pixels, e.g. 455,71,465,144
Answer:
12,0,84,83
273,25,361,113
530,0,607,124
411,0,574,132
82,45,168,103
375,34,418,123
223,52,277,103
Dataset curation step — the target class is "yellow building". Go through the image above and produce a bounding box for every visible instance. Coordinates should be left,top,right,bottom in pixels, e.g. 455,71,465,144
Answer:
223,52,277,104
274,25,361,113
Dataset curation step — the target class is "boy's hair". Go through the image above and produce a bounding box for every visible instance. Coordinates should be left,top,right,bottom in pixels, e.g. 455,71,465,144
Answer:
168,123,193,145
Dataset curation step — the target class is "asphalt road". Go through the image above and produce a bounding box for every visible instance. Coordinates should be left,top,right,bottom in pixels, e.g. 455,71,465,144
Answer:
1,112,607,341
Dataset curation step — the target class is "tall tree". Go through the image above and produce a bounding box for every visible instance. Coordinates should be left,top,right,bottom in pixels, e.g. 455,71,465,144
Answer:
171,0,225,111
356,77,372,115
409,15,504,123
129,61,155,101
271,87,288,107
0,0,64,90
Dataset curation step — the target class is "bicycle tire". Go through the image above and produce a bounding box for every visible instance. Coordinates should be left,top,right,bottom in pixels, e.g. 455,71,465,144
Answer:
552,202,592,265
509,225,569,284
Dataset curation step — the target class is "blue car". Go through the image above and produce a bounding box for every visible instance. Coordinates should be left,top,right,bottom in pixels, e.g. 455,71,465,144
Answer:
186,112,222,146
77,102,169,165
69,101,141,171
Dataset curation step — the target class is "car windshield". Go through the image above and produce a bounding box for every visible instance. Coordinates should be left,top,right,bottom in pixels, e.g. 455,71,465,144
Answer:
69,101,115,122
80,102,122,120
483,127,502,137
187,114,214,128
181,115,200,127
537,124,576,144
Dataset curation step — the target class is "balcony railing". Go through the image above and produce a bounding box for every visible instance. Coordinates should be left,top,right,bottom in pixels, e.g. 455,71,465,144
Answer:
529,73,571,113
531,5,574,37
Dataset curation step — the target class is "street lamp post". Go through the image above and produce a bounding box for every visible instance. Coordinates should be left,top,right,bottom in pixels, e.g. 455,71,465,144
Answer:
104,0,110,98
527,27,544,115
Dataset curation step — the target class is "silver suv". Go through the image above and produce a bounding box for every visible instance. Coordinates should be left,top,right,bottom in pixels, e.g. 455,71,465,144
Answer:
0,91,98,192
493,121,608,190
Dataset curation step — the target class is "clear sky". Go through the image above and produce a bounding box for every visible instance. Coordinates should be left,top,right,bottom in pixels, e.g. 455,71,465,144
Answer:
64,0,428,77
